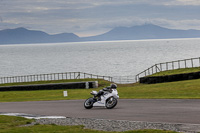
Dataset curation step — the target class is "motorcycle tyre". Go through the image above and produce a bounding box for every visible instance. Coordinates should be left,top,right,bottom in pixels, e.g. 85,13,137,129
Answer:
106,97,118,109
84,98,94,109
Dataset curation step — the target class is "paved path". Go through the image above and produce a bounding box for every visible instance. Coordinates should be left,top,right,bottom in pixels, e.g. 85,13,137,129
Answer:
1,99,200,124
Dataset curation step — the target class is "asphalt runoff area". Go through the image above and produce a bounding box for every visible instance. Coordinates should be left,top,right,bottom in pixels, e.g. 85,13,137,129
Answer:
0,99,200,124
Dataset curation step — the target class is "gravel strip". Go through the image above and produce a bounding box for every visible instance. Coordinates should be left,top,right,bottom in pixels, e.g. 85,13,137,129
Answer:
35,117,200,133
1,113,200,132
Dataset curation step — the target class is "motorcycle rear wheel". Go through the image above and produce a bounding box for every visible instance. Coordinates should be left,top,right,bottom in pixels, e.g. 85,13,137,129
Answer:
84,98,94,109
106,97,118,109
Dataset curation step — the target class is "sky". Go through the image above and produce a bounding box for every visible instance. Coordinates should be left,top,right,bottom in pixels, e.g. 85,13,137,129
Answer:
0,0,200,37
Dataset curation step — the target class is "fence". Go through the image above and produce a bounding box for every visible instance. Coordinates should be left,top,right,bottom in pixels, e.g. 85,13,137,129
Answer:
2,57,199,85
112,76,135,84
135,57,200,82
0,72,113,84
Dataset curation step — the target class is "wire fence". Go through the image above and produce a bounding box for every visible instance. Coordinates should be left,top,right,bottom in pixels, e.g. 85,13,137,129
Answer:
112,76,135,84
0,72,113,84
135,57,200,82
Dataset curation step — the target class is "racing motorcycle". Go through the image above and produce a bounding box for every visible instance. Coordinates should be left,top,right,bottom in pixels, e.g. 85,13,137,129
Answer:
84,85,119,109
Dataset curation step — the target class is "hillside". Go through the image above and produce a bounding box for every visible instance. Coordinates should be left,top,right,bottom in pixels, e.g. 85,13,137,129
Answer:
0,27,81,44
1,24,200,44
83,24,200,41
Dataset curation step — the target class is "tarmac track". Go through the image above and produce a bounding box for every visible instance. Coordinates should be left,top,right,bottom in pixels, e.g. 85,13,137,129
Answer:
0,99,200,124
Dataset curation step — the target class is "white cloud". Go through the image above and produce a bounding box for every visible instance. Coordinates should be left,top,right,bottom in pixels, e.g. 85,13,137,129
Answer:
69,17,200,36
0,0,200,36
167,0,200,6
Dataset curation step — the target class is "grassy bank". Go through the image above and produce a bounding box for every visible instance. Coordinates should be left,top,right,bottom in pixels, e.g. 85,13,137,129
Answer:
1,78,200,102
0,79,110,87
118,78,200,99
150,67,200,77
0,79,110,102
0,115,178,133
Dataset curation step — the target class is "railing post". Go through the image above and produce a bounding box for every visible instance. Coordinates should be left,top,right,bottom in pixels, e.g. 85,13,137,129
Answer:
160,63,162,71
65,72,68,80
166,62,168,70
135,75,138,82
185,60,187,68
199,57,200,66
155,65,157,73
191,58,194,68
61,73,63,80
76,72,80,79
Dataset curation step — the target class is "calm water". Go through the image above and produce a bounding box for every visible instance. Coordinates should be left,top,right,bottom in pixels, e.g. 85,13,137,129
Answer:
0,38,200,78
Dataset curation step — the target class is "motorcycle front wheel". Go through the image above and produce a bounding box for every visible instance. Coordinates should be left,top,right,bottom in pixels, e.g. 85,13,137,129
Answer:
106,97,118,109
84,98,94,109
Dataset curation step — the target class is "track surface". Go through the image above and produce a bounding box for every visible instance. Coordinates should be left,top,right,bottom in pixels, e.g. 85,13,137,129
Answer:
1,99,200,124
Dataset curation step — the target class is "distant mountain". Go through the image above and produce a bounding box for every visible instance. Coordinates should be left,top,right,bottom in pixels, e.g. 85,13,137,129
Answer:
83,24,200,41
1,24,200,44
0,27,80,44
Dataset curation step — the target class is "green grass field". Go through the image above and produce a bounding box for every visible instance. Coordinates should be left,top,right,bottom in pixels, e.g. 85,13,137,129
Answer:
118,79,200,99
0,115,178,133
150,67,200,77
0,78,200,102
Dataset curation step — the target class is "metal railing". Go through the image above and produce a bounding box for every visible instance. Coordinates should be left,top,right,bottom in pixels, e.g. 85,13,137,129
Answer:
135,57,200,82
112,76,135,84
0,72,113,84
2,57,199,85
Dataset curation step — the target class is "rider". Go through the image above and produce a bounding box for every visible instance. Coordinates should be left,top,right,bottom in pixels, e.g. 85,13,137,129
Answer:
95,84,117,100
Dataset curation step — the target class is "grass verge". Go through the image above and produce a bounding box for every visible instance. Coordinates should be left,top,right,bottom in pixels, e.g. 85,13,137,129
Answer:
0,115,178,133
150,67,200,77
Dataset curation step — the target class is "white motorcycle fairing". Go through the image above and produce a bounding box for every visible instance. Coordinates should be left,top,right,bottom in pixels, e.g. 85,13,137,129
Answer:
93,89,119,107
84,88,119,109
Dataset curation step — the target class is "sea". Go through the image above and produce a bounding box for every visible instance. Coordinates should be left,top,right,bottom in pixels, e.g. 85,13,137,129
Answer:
0,38,200,82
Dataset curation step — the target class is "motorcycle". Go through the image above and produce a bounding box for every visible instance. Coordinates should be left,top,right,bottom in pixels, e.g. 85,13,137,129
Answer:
84,87,119,109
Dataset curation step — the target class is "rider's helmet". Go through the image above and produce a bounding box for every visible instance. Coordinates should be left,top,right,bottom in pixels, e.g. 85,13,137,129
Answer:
110,84,117,89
